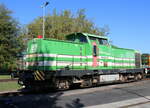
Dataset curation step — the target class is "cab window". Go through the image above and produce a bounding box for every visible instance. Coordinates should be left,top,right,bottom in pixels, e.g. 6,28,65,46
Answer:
67,35,87,43
98,39,108,45
67,36,75,41
79,36,88,43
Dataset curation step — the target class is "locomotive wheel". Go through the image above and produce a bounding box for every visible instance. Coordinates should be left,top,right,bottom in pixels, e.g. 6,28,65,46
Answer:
80,78,92,87
137,74,142,80
134,74,139,81
120,75,127,82
56,80,70,90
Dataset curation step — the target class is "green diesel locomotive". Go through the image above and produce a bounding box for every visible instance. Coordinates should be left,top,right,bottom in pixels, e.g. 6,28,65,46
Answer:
19,33,143,89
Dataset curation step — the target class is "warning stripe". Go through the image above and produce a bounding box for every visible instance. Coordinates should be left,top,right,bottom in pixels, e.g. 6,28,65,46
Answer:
34,71,45,81
36,71,44,80
35,73,41,80
39,71,45,76
34,75,38,80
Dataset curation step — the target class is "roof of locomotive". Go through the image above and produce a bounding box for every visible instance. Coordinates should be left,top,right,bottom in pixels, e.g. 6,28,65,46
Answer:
111,44,139,52
142,53,150,56
30,32,140,53
66,32,108,40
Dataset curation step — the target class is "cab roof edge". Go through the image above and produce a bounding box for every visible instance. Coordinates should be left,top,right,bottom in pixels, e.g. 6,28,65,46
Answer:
81,33,108,39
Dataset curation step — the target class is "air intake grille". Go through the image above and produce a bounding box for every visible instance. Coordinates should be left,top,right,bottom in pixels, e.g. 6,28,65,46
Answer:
135,53,141,68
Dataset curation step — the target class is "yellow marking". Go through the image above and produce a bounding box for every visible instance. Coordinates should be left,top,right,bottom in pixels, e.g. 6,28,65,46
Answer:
34,76,38,80
35,74,41,80
36,71,44,80
35,72,41,80
40,71,45,76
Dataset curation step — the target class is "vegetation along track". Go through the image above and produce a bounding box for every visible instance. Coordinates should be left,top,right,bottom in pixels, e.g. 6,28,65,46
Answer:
0,79,17,82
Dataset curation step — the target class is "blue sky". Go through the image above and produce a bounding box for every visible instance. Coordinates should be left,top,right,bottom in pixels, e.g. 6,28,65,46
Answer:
1,0,150,53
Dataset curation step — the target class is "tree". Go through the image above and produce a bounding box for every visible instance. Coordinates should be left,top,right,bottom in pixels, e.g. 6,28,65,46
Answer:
27,9,109,40
0,4,22,72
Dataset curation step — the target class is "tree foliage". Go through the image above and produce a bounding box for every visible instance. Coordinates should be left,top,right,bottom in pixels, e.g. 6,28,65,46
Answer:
27,9,109,40
0,6,110,72
0,4,22,72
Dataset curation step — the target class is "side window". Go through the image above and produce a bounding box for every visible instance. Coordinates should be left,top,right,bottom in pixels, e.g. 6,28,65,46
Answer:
67,35,87,43
79,36,88,43
93,45,97,56
98,39,103,44
67,36,75,41
98,39,108,45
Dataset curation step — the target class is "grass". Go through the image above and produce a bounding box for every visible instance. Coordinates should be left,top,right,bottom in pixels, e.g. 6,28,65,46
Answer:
0,75,11,79
0,82,21,92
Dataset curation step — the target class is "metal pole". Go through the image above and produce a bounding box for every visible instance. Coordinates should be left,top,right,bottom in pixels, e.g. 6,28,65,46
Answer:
42,1,49,39
43,6,45,39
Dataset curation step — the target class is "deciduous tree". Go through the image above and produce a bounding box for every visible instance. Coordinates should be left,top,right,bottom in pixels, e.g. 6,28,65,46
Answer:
27,9,109,40
0,4,22,72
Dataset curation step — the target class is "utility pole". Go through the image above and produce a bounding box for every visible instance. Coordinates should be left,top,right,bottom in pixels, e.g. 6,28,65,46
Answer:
41,1,49,39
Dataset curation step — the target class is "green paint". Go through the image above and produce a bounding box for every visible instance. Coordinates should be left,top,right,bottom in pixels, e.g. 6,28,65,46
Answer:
25,33,137,71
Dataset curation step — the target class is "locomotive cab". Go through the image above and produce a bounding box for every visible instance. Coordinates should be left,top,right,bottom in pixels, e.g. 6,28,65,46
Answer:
66,32,109,45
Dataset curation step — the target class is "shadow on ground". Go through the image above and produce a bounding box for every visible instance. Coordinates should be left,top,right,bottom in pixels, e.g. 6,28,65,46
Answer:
0,91,84,108
65,98,84,108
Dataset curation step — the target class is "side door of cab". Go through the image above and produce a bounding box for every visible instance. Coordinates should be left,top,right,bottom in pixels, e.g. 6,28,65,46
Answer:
98,38,112,69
